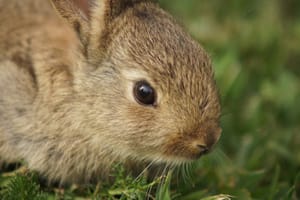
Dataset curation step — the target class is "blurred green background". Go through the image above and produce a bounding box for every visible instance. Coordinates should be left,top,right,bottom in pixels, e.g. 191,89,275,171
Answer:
159,0,300,199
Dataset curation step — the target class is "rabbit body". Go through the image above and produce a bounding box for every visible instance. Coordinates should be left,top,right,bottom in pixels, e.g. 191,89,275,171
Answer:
0,0,221,183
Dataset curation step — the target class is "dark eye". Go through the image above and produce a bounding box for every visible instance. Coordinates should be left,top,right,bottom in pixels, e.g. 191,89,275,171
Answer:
134,81,156,106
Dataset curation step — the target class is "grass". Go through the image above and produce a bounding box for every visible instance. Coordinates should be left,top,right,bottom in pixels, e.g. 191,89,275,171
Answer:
1,0,300,199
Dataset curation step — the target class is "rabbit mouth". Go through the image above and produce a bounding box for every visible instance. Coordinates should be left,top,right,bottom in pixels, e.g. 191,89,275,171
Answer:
135,143,214,165
158,125,221,162
163,146,211,162
147,147,211,166
160,136,219,162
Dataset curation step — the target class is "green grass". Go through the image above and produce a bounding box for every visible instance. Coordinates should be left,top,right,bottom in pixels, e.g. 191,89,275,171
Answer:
1,0,300,199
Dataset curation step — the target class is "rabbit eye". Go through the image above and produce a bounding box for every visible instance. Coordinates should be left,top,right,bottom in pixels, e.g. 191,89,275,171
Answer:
134,81,156,106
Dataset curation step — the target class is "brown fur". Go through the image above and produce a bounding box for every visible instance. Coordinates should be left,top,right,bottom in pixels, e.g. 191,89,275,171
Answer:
0,0,221,183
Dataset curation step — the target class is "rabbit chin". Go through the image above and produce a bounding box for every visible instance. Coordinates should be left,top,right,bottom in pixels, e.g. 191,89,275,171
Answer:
127,153,196,167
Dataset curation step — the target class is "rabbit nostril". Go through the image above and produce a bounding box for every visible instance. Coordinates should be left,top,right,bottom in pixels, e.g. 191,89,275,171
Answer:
197,144,209,155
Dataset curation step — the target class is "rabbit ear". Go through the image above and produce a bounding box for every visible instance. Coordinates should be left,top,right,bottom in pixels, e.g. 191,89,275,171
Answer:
89,0,154,51
50,0,93,47
100,0,153,21
50,0,153,57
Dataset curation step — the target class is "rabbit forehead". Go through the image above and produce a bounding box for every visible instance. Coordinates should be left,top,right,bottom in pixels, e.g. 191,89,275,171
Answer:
111,9,215,97
111,5,212,79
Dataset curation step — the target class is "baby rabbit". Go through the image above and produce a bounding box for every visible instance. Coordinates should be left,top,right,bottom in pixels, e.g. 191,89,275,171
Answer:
0,0,222,183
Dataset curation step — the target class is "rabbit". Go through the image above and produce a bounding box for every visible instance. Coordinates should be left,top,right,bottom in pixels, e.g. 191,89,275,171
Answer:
0,0,222,184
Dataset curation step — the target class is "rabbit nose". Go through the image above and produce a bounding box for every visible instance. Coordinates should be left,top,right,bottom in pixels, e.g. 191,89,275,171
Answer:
196,144,210,156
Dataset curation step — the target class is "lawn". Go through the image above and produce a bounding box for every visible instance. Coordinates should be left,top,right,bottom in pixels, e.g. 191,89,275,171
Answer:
1,0,300,199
